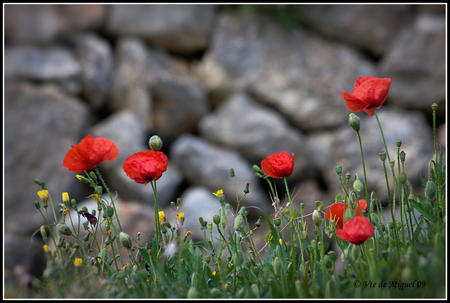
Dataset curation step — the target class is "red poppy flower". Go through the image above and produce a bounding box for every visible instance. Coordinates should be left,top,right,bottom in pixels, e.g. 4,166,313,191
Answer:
325,200,367,229
343,76,392,116
261,152,295,179
123,150,168,185
335,216,374,245
63,134,119,173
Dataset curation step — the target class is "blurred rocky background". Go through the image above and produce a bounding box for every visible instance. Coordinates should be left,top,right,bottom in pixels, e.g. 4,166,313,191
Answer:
4,4,446,287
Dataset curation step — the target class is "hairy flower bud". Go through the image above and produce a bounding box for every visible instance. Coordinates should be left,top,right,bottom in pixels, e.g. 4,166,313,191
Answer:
273,218,281,226
398,173,407,184
119,232,132,249
335,165,342,175
56,223,72,236
213,215,220,225
149,135,163,151
349,113,361,132
425,180,437,200
273,256,282,276
353,179,363,192
312,210,321,227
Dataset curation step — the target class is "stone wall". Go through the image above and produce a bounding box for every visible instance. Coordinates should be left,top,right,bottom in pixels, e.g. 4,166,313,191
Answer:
4,4,446,282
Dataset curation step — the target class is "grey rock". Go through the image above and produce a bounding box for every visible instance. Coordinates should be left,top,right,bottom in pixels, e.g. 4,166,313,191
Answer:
151,68,210,145
170,134,272,215
5,45,81,81
109,38,153,131
196,12,377,131
379,13,446,110
72,33,113,110
199,92,309,180
106,4,216,55
300,5,414,57
4,81,93,234
4,5,106,45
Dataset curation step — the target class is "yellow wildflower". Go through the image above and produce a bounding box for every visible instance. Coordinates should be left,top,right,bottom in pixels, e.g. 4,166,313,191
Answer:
43,245,50,253
176,213,185,221
213,189,224,197
212,271,216,276
62,192,69,204
62,209,70,216
159,211,165,224
37,190,48,202
87,194,100,203
279,238,283,245
74,258,83,268
186,231,194,237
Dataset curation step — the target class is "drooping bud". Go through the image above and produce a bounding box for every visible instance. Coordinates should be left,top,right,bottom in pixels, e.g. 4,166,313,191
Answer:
76,174,90,184
56,223,72,236
149,135,163,151
349,113,361,132
34,200,41,210
119,232,132,249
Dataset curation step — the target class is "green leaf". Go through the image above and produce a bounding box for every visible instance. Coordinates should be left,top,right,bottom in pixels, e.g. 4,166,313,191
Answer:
409,196,436,221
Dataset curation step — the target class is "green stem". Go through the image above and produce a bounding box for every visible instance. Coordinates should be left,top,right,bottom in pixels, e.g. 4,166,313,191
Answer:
356,131,370,214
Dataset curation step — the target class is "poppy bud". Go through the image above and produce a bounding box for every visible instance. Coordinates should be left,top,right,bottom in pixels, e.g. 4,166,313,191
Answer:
310,239,317,251
230,168,235,178
105,206,114,218
312,210,321,227
335,165,342,175
398,173,407,184
353,179,363,192
95,186,103,196
149,135,163,151
251,284,260,298
349,113,360,132
274,218,281,226
221,216,227,229
57,223,72,236
327,251,338,262
213,215,220,225
273,256,282,276
234,214,244,230
119,232,132,249
425,180,437,200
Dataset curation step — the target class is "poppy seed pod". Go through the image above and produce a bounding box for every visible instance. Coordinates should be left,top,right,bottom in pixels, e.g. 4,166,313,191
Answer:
349,113,361,132
149,135,163,151
335,165,342,175
379,151,387,162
